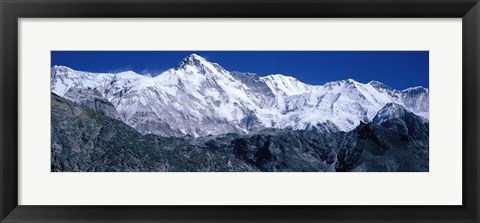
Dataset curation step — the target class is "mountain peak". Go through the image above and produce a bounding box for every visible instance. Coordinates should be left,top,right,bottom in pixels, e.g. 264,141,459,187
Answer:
368,80,394,92
174,54,226,74
372,102,408,124
185,53,206,62
189,53,203,59
369,80,391,88
175,53,210,67
322,78,360,90
402,86,428,93
51,65,74,73
346,78,356,83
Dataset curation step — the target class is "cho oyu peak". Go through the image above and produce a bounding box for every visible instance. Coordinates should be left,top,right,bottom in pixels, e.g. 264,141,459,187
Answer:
51,54,429,137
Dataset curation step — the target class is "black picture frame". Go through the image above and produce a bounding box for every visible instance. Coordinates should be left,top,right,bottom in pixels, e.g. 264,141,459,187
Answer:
1,0,479,222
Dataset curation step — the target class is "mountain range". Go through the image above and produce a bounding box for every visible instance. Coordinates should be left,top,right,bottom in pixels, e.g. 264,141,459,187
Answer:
51,53,429,172
51,54,429,138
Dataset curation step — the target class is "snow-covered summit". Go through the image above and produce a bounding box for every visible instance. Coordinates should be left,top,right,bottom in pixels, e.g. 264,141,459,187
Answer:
175,53,206,68
174,54,227,75
368,80,393,90
51,65,74,74
372,103,408,124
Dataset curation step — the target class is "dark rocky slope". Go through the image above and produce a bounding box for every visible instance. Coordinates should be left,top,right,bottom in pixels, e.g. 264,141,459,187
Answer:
51,93,255,172
193,123,428,172
52,93,428,172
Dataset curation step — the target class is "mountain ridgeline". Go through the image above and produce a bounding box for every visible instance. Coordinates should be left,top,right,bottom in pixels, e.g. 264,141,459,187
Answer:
51,54,429,172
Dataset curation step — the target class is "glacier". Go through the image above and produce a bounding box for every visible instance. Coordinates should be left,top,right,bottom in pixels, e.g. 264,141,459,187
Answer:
51,53,429,138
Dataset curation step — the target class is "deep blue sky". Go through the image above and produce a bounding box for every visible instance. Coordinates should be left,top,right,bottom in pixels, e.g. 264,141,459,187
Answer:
51,51,428,89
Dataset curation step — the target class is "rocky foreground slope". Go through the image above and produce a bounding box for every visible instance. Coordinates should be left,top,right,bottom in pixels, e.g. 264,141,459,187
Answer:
52,93,428,172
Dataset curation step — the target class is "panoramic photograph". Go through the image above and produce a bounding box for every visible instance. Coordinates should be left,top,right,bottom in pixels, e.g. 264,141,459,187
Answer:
51,51,429,172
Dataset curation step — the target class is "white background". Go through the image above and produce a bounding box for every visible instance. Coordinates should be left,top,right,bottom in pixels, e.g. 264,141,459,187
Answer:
18,19,462,205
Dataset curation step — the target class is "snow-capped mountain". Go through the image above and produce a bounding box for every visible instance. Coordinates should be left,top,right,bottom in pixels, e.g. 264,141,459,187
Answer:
372,102,409,124
371,102,429,142
51,54,429,137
